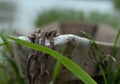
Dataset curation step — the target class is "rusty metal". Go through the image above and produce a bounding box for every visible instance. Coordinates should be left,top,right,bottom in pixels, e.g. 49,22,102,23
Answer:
27,30,57,84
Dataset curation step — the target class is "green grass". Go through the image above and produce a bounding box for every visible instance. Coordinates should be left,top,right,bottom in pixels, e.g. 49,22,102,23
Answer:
0,28,120,84
0,33,97,84
35,9,85,27
50,61,61,84
0,33,13,57
6,35,97,84
81,28,120,84
81,31,107,84
0,33,24,84
35,9,119,29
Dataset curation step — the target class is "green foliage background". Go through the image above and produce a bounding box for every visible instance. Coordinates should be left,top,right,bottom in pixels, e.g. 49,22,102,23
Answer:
35,9,119,29
114,0,120,10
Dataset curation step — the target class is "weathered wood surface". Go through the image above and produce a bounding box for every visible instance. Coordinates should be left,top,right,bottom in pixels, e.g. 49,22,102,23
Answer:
12,34,120,83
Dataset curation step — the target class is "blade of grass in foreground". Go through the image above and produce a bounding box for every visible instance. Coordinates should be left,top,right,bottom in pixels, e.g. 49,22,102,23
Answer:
50,61,61,84
0,33,13,57
5,57,24,84
112,29,120,57
0,33,24,84
7,35,97,84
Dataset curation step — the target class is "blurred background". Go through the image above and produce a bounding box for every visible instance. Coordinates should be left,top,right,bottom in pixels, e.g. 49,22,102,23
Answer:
1,0,120,84
0,0,120,34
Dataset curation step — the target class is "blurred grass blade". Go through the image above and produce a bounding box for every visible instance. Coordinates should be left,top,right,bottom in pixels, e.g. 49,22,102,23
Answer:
112,29,120,57
81,31,100,51
81,31,107,83
0,33,13,57
108,29,120,81
7,35,97,84
92,41,100,51
80,31,93,40
112,68,120,84
107,55,116,63
5,57,24,84
0,43,4,46
50,61,61,84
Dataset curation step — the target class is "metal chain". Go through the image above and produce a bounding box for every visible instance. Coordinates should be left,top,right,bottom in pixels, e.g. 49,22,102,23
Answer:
27,30,57,84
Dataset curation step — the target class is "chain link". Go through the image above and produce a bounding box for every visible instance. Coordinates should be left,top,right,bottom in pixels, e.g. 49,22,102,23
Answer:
27,30,57,84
